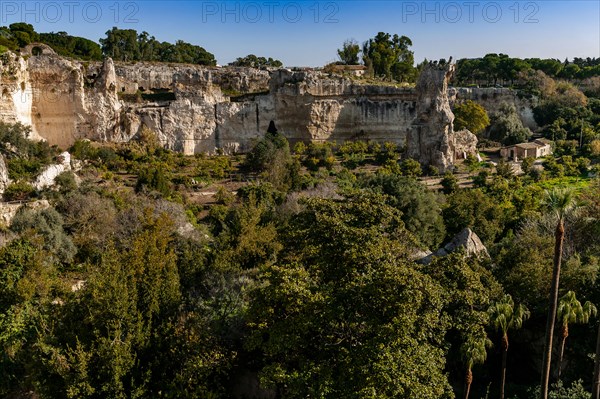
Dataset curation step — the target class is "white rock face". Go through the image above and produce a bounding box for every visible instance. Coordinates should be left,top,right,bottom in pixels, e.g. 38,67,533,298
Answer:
34,152,71,190
0,199,50,226
0,52,489,167
406,63,458,171
0,154,11,194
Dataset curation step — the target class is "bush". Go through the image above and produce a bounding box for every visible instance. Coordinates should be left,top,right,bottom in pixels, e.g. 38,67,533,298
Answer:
3,181,35,202
375,142,398,164
425,165,440,176
338,140,368,155
70,139,98,161
473,170,489,187
341,153,365,169
495,159,514,178
303,143,335,171
293,141,307,155
135,164,171,196
215,186,235,205
399,159,422,177
54,171,77,194
441,173,458,194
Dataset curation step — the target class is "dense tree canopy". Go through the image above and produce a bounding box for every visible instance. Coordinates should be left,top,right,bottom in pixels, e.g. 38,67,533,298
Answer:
100,27,216,65
337,39,361,65
362,32,416,82
453,100,491,135
247,194,452,398
455,54,600,86
229,54,282,68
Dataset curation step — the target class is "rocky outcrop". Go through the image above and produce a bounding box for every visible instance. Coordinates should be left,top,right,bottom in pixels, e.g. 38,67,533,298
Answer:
420,228,489,264
454,129,478,159
406,62,478,171
0,199,49,226
0,51,478,169
34,152,71,190
0,154,10,193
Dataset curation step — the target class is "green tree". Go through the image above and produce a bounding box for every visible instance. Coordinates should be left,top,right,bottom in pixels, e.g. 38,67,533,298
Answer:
488,294,530,399
10,208,77,265
540,188,579,399
337,39,361,65
557,291,597,379
489,103,532,145
400,158,423,177
443,188,510,245
363,174,446,248
247,193,452,398
39,31,102,60
461,333,492,399
362,32,416,82
230,54,282,68
100,27,215,65
453,100,491,135
441,172,459,194
100,27,140,61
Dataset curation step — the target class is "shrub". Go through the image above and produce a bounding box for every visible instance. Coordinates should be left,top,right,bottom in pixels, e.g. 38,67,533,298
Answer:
341,153,364,169
375,142,398,164
338,140,368,155
70,139,98,161
303,143,335,171
441,173,458,194
3,181,35,202
135,164,171,196
425,165,440,176
399,159,422,177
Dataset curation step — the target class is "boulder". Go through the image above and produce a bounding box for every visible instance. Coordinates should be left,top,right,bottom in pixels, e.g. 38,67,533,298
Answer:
34,152,71,190
420,228,489,264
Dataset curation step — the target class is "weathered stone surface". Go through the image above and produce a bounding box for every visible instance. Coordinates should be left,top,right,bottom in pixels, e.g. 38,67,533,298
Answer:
420,227,489,264
0,154,10,194
454,129,479,159
448,87,538,130
0,199,50,226
406,63,457,171
0,52,480,168
34,151,72,190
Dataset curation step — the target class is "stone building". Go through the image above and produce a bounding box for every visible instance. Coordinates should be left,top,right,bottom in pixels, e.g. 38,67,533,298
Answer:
500,138,552,161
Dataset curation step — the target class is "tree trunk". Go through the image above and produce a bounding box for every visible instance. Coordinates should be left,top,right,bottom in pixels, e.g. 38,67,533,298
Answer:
593,322,600,399
540,220,565,399
558,325,568,380
465,368,473,399
501,333,509,399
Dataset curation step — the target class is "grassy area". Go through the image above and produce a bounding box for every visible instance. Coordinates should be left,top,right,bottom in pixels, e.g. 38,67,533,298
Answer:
532,176,592,192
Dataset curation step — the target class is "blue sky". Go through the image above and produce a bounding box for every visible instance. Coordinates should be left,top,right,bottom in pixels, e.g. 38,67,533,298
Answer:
2,0,599,66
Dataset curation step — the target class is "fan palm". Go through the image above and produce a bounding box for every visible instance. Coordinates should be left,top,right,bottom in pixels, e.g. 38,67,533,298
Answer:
557,291,596,379
461,334,492,399
488,294,530,399
540,188,578,399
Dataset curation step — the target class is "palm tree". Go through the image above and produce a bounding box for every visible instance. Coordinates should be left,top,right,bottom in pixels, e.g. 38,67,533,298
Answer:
488,294,530,399
540,188,578,399
461,334,492,399
557,291,597,379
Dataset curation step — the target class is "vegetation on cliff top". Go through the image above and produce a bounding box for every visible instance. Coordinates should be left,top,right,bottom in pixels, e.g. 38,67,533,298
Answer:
0,23,216,65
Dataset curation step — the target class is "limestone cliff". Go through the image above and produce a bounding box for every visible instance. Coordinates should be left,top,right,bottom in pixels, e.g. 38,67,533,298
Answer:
449,87,538,130
0,48,478,169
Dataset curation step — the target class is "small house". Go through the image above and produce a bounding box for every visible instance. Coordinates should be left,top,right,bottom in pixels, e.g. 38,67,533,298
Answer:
500,139,552,161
